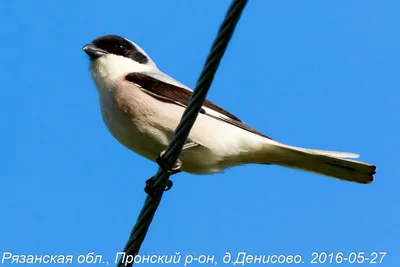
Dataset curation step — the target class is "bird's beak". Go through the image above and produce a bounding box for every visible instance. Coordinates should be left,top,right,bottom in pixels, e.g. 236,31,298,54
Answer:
83,43,107,59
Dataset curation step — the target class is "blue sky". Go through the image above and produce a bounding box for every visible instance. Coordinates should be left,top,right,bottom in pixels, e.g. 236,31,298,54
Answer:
1,0,399,266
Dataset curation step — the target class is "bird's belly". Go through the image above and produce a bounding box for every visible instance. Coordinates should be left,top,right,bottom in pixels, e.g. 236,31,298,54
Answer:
100,105,225,173
97,90,265,175
100,104,170,162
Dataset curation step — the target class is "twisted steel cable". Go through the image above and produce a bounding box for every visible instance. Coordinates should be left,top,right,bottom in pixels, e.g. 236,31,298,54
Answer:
117,1,248,266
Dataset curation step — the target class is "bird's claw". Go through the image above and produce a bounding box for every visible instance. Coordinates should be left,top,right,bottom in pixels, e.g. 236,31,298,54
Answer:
144,177,174,196
156,150,182,173
165,180,173,191
144,150,182,196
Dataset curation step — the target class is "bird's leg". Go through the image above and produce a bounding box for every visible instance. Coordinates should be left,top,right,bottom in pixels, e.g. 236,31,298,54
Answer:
145,142,198,195
156,141,198,172
155,151,182,173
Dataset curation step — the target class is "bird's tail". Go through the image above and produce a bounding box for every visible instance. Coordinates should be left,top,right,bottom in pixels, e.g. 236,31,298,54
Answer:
262,142,376,184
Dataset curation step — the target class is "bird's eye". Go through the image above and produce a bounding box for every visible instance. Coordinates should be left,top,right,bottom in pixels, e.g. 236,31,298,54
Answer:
116,44,128,54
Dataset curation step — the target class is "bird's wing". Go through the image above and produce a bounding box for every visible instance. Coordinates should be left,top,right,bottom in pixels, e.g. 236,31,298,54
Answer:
125,72,272,140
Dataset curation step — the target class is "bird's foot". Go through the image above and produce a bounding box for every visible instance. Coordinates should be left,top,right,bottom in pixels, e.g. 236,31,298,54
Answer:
144,150,183,196
144,177,173,196
156,150,182,173
155,142,196,172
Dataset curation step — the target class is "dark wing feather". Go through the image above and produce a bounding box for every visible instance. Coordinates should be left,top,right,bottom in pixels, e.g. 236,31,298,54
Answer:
125,73,272,140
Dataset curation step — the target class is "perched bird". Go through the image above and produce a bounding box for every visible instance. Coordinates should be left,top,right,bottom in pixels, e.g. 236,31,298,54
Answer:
83,34,376,184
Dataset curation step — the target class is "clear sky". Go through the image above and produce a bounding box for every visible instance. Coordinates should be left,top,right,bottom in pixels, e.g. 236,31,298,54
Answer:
1,0,399,266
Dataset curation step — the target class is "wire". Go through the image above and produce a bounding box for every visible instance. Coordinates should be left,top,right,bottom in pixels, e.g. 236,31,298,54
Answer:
117,0,248,266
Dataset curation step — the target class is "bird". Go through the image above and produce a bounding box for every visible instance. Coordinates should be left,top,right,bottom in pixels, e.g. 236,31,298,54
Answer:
83,34,376,184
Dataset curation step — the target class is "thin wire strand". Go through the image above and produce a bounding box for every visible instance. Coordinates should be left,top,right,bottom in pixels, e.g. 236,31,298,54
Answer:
117,1,248,266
